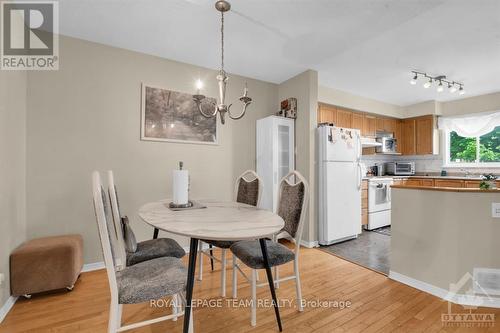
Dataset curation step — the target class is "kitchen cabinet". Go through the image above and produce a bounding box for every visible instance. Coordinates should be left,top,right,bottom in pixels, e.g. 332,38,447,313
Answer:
393,120,402,153
363,115,377,137
376,117,385,132
351,113,364,131
465,180,481,188
401,119,416,155
318,104,337,124
361,180,368,226
400,115,438,156
434,179,464,188
416,116,434,155
336,109,352,128
404,178,424,186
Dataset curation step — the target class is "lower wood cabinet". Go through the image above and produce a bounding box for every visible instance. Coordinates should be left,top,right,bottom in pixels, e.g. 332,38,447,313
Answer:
434,179,464,188
464,180,481,188
361,180,368,226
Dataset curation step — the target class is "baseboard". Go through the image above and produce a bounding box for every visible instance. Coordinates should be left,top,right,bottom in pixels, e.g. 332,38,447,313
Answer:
389,270,500,309
0,296,18,323
82,261,105,272
300,240,319,248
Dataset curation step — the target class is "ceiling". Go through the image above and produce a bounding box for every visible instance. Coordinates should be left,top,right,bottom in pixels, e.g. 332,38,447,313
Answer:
58,0,500,106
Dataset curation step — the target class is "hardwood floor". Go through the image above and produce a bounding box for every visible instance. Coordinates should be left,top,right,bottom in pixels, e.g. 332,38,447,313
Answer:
1,245,499,332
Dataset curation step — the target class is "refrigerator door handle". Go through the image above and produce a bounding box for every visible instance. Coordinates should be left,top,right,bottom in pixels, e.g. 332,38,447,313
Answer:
356,163,362,190
356,132,361,161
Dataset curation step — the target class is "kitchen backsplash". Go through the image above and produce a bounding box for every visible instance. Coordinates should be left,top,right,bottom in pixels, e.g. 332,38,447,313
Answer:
361,153,499,176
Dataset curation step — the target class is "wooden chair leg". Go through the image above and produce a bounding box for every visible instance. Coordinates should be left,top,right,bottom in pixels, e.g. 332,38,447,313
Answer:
172,294,178,321
294,259,303,312
108,300,120,333
251,269,257,327
232,255,237,298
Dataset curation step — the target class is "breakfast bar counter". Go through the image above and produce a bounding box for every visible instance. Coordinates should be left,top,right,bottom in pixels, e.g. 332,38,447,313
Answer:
389,186,500,306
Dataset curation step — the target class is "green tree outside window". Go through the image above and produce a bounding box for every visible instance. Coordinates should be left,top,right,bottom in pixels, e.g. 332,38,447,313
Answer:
449,126,500,164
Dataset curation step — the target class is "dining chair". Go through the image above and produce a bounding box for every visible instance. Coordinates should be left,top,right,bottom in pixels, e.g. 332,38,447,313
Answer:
92,171,192,333
197,170,262,297
107,170,185,268
230,170,309,326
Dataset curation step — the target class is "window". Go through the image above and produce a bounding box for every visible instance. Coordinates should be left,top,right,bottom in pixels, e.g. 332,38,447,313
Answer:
445,126,500,167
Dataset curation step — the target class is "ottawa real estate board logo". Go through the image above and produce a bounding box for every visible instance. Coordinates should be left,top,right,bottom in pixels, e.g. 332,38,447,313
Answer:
1,1,59,70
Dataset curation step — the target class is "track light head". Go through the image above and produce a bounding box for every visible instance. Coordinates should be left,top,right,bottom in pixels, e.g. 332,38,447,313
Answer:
423,78,432,89
449,84,457,93
410,73,418,85
437,81,444,92
458,86,465,95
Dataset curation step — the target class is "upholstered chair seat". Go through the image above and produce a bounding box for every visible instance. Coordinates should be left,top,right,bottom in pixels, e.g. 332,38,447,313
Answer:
126,238,186,266
117,256,187,304
229,239,294,269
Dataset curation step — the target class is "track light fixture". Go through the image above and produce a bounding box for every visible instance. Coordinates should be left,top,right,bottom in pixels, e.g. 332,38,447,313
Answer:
409,71,465,95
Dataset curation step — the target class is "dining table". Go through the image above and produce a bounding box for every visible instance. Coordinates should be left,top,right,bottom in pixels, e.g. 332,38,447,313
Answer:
138,199,285,333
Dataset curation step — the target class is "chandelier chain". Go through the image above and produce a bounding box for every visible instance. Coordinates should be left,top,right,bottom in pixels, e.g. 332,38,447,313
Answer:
221,11,224,72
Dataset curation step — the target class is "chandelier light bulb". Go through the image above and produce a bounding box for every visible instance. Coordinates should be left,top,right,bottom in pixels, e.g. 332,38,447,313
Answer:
436,81,444,92
423,78,432,89
195,79,203,91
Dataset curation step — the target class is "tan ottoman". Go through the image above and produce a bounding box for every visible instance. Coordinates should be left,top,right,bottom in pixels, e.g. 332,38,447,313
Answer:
10,234,83,297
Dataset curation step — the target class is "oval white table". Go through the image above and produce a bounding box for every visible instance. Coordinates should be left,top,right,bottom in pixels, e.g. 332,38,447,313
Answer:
138,199,285,333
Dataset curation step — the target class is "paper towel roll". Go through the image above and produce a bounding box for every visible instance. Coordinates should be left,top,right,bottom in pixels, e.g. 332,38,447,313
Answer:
172,170,189,205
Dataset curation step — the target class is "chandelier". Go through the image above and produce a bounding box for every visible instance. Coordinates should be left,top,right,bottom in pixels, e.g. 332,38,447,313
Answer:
409,71,465,95
193,0,252,125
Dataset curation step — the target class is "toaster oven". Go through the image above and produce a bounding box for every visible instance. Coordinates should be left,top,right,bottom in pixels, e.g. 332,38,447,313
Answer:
385,162,415,176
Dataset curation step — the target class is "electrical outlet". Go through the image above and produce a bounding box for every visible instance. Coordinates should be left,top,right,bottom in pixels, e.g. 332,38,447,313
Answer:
0,273,4,286
492,203,500,218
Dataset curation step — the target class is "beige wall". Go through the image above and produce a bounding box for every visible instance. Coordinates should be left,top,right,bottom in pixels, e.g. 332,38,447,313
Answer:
440,91,500,116
403,100,442,118
318,85,404,118
391,188,500,291
0,70,27,306
279,70,318,244
26,36,277,264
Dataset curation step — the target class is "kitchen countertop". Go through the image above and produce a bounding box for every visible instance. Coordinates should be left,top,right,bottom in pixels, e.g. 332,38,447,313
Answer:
363,175,487,181
391,185,500,193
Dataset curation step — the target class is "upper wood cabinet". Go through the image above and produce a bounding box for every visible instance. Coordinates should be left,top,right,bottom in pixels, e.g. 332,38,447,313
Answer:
317,104,337,124
336,109,352,128
318,103,437,156
400,115,438,156
363,116,377,137
401,118,416,155
351,113,364,131
416,115,434,155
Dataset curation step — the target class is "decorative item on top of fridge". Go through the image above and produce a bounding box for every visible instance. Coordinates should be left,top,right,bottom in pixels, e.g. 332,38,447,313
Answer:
276,97,297,119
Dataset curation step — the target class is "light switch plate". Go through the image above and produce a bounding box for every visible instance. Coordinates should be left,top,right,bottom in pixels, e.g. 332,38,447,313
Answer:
492,203,500,218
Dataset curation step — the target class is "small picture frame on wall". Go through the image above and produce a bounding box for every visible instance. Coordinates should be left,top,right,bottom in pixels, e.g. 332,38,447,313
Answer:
141,83,219,145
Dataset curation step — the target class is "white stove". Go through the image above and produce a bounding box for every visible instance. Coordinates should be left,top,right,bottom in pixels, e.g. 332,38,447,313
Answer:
366,177,393,230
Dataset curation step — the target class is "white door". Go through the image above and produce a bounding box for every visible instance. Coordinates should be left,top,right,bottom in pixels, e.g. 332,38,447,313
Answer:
272,117,294,212
326,127,360,162
323,161,361,243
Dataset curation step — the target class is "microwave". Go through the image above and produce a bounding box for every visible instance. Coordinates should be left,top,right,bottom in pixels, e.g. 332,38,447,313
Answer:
375,137,398,154
385,162,415,175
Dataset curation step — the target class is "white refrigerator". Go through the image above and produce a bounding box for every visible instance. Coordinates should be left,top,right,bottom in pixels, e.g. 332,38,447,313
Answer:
318,126,362,246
